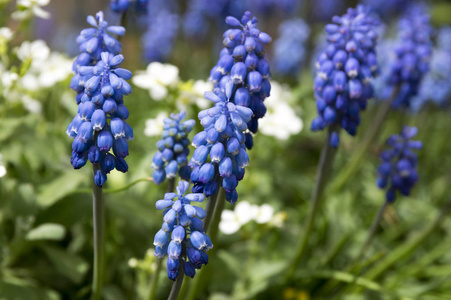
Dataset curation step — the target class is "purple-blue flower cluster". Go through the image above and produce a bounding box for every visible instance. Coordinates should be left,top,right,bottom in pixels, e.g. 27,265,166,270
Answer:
411,27,451,110
183,0,300,40
152,111,195,185
312,0,344,22
273,18,309,77
377,126,422,202
189,81,253,204
142,0,179,62
209,11,272,149
153,181,212,280
110,0,148,13
67,11,133,187
363,0,409,19
387,6,432,108
311,5,379,147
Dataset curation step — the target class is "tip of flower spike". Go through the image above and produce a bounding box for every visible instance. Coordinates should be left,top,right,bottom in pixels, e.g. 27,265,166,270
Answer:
258,32,272,44
225,16,241,27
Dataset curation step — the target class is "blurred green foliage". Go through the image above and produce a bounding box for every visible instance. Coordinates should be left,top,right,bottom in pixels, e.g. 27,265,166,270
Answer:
1,1,451,300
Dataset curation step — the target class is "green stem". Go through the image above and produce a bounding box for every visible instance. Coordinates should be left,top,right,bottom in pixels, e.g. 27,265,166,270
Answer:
207,188,225,242
178,279,190,300
285,126,338,281
75,177,153,195
147,178,176,300
185,188,226,300
340,201,390,294
146,258,163,300
168,269,184,300
329,86,400,194
363,197,451,282
355,201,389,263
92,165,104,300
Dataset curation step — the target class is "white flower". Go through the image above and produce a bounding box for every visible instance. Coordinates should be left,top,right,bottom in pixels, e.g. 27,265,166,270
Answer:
37,52,72,87
0,27,13,41
133,62,179,101
234,201,259,224
1,70,19,88
144,112,168,137
177,79,212,110
259,81,303,140
16,40,50,66
13,0,50,20
0,154,6,178
219,210,242,235
268,212,287,228
20,73,40,91
128,258,138,268
16,42,71,91
254,204,274,224
22,95,42,114
191,80,212,108
219,201,260,235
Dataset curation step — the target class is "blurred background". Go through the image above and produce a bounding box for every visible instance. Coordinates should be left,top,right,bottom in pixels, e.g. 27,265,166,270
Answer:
1,0,451,299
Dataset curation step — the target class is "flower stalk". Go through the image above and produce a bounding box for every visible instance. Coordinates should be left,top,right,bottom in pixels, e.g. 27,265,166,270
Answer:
285,126,338,281
183,188,225,300
147,178,176,300
355,201,389,263
92,164,104,300
329,86,400,194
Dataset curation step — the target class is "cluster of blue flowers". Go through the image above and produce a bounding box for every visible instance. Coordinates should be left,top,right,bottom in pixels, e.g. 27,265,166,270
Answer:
311,5,379,147
209,11,272,149
67,11,133,187
152,111,195,185
377,126,422,202
189,81,253,204
411,27,451,110
142,0,179,62
386,6,432,108
363,0,409,19
312,0,344,22
183,0,300,40
153,181,213,280
110,0,148,13
273,18,310,77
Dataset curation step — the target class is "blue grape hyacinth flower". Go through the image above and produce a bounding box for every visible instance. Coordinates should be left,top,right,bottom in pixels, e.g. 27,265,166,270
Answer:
153,180,212,280
377,126,422,202
142,0,179,62
67,11,133,187
411,27,451,110
110,0,148,13
70,11,125,104
189,81,253,204
152,111,195,185
386,5,432,109
273,18,310,77
311,5,379,147
209,10,272,149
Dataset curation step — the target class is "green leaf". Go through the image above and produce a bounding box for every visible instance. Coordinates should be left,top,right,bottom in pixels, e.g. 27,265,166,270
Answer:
34,194,91,228
0,276,60,300
37,171,87,207
26,223,66,241
0,117,30,142
217,250,242,278
247,261,286,298
40,245,89,284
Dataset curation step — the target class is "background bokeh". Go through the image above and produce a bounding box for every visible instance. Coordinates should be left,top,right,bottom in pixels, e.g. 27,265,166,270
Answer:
1,0,451,299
